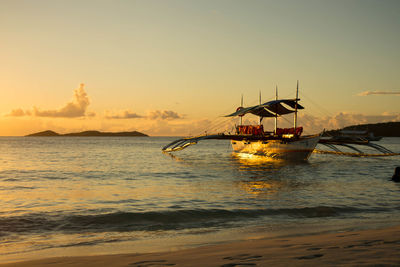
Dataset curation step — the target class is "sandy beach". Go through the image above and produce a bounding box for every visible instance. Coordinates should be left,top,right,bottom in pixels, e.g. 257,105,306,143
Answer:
2,225,400,267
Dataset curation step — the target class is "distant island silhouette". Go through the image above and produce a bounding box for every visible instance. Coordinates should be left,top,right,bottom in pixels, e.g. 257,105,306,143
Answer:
324,121,400,137
26,130,148,137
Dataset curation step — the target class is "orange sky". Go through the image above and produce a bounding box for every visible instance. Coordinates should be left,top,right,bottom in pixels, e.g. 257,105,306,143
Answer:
1,0,399,136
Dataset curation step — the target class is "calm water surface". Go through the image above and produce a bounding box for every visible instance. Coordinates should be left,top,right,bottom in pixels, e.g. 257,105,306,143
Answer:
0,137,399,262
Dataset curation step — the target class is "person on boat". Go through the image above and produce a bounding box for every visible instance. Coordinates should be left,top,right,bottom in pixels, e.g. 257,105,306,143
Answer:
391,167,400,182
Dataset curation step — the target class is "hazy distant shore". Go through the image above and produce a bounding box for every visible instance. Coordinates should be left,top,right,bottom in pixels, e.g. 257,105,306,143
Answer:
2,224,400,266
25,130,148,137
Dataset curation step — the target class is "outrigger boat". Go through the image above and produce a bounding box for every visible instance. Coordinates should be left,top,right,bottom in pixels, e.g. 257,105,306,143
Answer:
163,82,321,161
163,82,400,159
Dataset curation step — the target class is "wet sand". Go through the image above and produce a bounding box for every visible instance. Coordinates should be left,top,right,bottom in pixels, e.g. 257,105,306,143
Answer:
2,225,400,266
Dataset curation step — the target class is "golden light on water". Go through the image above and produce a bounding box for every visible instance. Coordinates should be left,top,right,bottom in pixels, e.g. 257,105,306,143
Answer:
232,152,287,168
238,180,282,196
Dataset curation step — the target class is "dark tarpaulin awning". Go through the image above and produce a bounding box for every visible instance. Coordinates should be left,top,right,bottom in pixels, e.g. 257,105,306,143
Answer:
225,105,276,117
249,106,276,117
225,99,303,118
263,99,304,110
225,105,258,117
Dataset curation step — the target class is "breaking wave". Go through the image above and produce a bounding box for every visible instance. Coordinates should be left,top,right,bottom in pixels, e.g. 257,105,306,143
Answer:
0,206,379,236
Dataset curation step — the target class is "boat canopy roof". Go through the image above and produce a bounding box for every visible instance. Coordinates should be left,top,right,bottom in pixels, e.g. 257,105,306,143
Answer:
225,99,304,118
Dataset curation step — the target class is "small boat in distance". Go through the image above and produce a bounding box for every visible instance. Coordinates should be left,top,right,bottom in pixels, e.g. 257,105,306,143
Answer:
162,82,321,161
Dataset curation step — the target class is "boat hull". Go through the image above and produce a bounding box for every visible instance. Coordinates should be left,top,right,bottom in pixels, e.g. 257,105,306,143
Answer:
231,135,320,161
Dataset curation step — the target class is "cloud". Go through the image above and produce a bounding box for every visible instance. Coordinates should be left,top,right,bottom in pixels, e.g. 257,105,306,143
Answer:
33,83,91,117
104,109,183,120
8,108,31,117
358,91,400,96
147,110,182,120
326,112,400,129
289,112,400,133
256,112,400,134
7,84,93,118
104,110,143,119
86,111,96,117
139,118,213,136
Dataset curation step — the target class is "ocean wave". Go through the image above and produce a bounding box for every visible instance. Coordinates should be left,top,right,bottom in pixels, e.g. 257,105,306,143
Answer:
0,206,381,236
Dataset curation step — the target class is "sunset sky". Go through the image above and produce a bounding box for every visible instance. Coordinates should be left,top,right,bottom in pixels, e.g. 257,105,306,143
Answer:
1,0,399,136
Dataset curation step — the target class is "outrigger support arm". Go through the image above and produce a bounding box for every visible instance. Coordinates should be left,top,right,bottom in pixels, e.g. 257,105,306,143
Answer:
162,133,296,152
162,134,230,152
318,142,364,154
315,138,400,157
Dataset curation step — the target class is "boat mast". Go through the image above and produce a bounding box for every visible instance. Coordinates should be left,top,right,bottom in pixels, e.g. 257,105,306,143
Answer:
275,86,278,134
294,80,299,130
259,90,262,125
240,94,243,126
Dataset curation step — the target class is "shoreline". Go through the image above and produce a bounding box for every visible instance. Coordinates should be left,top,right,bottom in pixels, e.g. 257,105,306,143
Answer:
2,224,400,266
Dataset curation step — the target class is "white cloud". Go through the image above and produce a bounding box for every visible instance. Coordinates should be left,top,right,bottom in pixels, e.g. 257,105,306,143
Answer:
104,110,143,119
294,112,400,133
33,84,91,117
147,110,182,120
257,112,400,134
140,118,213,136
7,84,94,118
358,91,400,96
105,109,183,120
8,108,31,117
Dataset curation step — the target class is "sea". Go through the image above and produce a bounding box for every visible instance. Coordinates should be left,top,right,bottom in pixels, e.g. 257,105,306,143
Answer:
0,136,400,263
